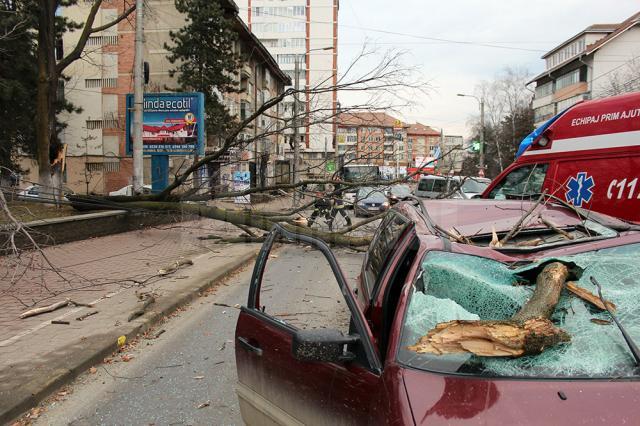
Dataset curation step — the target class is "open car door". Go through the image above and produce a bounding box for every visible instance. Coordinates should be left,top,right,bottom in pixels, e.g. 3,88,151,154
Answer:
235,224,384,425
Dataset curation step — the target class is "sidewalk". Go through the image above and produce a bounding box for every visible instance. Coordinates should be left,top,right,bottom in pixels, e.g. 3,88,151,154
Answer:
0,216,260,423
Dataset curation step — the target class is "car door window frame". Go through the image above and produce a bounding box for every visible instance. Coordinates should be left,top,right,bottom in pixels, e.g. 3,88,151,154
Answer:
246,224,382,374
362,211,411,302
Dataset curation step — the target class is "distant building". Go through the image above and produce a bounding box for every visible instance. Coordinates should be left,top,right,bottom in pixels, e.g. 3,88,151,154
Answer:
529,11,640,127
235,0,339,177
437,135,465,174
406,123,440,164
44,0,289,195
335,112,409,167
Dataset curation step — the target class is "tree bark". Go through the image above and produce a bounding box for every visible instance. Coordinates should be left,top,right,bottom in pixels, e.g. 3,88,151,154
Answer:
36,0,57,196
408,262,571,357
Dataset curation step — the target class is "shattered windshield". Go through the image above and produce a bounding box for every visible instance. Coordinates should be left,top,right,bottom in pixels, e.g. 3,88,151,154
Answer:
398,244,640,378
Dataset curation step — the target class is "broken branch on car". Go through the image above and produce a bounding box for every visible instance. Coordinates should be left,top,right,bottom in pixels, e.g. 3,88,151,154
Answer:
408,262,572,357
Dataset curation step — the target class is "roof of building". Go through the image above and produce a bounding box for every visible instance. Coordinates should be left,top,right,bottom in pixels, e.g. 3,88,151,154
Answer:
336,112,404,128
407,122,440,136
222,0,291,86
530,11,640,85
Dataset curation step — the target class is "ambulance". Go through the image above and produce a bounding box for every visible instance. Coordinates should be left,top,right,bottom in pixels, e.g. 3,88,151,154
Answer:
483,91,640,223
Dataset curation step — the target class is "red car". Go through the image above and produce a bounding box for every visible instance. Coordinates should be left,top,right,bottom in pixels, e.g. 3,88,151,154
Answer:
235,197,640,425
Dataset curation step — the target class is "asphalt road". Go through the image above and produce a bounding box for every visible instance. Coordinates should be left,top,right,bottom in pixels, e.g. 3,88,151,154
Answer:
35,245,364,426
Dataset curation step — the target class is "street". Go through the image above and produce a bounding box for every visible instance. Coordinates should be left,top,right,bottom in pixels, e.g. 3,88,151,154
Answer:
33,246,364,426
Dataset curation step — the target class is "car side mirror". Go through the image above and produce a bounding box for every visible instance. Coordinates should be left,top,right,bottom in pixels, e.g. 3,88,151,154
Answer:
292,329,359,363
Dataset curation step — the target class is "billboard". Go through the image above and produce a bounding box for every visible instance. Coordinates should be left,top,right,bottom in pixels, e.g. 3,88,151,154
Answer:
126,92,205,156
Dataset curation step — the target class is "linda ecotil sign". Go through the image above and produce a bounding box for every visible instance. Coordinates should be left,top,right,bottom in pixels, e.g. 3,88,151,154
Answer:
126,92,205,156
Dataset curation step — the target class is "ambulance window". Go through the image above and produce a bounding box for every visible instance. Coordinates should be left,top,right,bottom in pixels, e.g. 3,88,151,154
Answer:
489,164,548,200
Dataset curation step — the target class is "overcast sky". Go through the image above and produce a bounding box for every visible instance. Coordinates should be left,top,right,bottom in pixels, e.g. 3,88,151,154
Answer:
338,0,639,138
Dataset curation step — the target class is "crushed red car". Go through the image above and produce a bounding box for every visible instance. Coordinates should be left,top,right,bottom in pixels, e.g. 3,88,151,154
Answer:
235,197,640,425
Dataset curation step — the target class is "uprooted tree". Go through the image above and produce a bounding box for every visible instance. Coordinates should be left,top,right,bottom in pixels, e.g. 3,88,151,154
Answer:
63,39,441,246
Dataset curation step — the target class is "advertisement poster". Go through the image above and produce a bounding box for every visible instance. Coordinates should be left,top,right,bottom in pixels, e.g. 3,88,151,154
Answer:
233,171,251,204
126,92,205,156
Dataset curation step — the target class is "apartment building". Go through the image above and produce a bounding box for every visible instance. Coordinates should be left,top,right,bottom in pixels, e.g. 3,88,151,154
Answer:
406,123,440,164
336,112,409,167
437,135,465,174
235,0,339,178
530,11,640,127
55,0,289,195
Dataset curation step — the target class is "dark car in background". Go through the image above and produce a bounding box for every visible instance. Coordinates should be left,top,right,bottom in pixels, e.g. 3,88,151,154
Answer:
236,196,640,425
354,187,389,217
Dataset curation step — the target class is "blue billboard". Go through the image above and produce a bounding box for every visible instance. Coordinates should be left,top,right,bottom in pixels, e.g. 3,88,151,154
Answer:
126,92,205,156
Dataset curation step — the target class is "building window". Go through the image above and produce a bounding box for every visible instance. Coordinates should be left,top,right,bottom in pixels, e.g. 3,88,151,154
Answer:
555,69,580,90
556,95,584,112
534,104,555,123
535,81,553,98
85,78,117,88
277,54,306,65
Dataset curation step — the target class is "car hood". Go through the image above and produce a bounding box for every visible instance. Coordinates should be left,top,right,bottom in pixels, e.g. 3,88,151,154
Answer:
402,369,640,425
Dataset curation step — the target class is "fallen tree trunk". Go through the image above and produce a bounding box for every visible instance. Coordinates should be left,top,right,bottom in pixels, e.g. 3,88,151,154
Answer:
408,262,571,357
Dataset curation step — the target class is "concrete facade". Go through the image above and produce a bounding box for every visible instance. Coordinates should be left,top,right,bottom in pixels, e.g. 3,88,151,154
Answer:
56,0,290,195
235,0,339,177
530,12,640,127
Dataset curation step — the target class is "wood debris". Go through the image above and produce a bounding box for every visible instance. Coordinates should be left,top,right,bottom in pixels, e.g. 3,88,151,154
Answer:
409,262,572,358
128,294,155,322
158,258,193,276
20,299,71,319
565,281,616,312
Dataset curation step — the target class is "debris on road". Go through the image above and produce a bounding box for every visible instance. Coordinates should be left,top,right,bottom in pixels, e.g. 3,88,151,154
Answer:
20,299,71,319
76,310,99,321
51,320,70,325
20,298,95,319
117,335,127,348
157,258,194,276
128,294,156,322
193,375,205,380
197,401,210,409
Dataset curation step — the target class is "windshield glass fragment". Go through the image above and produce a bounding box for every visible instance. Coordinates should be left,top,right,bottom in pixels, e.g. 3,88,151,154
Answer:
398,243,640,378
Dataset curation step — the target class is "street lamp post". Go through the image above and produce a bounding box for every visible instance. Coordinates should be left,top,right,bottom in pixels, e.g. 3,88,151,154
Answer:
457,93,485,177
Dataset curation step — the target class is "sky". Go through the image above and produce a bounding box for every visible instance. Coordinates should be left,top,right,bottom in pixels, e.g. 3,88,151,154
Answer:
338,0,640,138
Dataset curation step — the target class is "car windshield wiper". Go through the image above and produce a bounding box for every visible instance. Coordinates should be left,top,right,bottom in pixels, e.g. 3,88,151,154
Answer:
590,276,640,367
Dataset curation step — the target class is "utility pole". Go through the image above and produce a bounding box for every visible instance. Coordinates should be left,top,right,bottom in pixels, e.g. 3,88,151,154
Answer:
479,98,485,177
457,93,486,177
132,0,145,193
292,56,300,207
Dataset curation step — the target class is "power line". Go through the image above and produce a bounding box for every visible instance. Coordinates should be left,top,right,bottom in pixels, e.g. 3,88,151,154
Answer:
238,7,547,53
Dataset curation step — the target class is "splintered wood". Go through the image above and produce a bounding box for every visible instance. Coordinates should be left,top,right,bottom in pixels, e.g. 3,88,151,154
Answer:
408,262,572,358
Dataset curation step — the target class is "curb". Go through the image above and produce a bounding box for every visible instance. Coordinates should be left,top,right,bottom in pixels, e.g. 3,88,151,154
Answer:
0,249,258,424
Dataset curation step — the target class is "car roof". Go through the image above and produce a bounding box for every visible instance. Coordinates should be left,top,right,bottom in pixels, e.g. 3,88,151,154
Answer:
418,175,446,181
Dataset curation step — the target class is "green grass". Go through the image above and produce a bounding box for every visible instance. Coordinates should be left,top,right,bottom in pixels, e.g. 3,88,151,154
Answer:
1,200,79,224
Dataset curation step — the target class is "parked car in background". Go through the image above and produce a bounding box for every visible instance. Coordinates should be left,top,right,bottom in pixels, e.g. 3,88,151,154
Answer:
354,187,389,217
414,175,489,199
455,176,491,198
236,197,640,425
385,184,412,204
108,184,152,196
414,175,448,199
483,91,640,223
16,184,72,201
